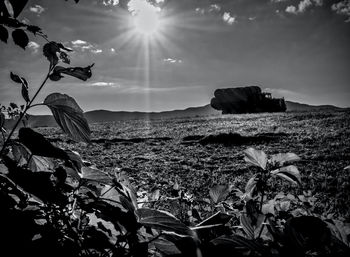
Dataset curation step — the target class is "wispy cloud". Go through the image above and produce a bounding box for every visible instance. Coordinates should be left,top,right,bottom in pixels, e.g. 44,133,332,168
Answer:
90,82,119,87
195,4,221,15
285,0,323,14
70,39,103,54
27,41,40,53
332,0,350,22
222,12,236,25
29,5,45,16
163,58,182,64
102,0,119,6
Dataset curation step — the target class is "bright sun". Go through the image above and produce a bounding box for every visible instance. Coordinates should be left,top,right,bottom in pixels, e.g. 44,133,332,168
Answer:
129,0,163,38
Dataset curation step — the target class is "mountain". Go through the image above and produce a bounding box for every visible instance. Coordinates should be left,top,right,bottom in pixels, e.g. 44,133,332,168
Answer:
285,101,342,112
6,101,344,128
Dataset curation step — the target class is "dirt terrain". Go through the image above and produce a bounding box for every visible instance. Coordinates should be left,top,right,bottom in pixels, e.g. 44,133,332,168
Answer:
38,110,350,221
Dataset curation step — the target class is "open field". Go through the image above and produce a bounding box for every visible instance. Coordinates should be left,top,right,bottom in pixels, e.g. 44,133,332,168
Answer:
38,109,350,221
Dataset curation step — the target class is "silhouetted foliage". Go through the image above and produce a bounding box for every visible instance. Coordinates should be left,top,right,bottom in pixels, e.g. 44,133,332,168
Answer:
1,1,349,257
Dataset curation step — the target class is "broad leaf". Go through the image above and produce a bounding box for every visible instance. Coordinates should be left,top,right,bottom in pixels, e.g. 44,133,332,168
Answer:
18,127,68,159
209,184,230,204
243,174,258,200
137,208,192,235
244,148,267,170
29,155,54,172
154,238,182,256
195,211,232,227
81,166,112,184
100,184,135,214
49,64,94,81
12,29,29,49
262,200,275,216
271,165,301,186
240,213,265,239
0,25,9,43
284,216,331,252
8,0,28,18
211,235,270,256
11,142,31,166
44,93,91,143
43,42,72,67
271,152,300,166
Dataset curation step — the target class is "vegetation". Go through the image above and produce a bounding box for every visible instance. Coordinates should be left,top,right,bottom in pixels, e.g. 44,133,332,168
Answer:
1,1,349,256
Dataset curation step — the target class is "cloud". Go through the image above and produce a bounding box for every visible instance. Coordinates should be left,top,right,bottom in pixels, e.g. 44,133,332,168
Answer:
163,58,182,64
285,5,297,14
127,0,160,15
222,12,236,25
90,82,119,87
195,4,221,15
285,0,322,14
27,41,40,53
332,0,350,22
29,5,45,15
91,49,103,54
102,0,119,6
71,39,102,54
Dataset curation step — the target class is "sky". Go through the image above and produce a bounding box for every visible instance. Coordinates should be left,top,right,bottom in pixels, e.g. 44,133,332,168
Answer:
0,0,350,114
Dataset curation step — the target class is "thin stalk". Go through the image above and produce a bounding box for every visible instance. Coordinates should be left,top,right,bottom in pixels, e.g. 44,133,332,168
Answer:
0,65,53,156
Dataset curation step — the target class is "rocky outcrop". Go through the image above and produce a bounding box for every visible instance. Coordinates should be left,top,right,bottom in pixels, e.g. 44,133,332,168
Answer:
210,86,286,114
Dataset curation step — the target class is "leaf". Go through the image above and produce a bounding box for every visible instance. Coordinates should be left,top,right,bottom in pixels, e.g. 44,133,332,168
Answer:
18,127,68,159
44,93,91,143
10,72,22,83
29,155,54,172
154,238,182,256
271,153,300,166
12,29,29,49
0,111,5,128
271,165,301,186
9,102,18,109
209,184,230,204
244,148,267,170
8,0,28,18
243,175,258,200
81,167,112,184
284,216,331,252
0,25,9,43
21,84,30,103
43,41,60,67
240,213,265,239
195,211,232,227
326,219,350,247
262,200,275,216
211,235,270,256
49,64,94,82
137,208,192,235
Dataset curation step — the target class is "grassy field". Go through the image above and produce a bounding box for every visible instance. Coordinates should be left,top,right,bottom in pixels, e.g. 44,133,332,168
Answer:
38,109,350,221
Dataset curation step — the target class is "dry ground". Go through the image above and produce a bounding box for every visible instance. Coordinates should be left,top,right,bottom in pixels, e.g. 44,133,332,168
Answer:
38,110,350,221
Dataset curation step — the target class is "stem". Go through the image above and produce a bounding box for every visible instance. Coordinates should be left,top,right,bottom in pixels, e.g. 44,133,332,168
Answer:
0,66,53,156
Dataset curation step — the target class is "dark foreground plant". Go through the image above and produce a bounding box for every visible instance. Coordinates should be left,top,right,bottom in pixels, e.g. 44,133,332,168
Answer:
1,1,350,257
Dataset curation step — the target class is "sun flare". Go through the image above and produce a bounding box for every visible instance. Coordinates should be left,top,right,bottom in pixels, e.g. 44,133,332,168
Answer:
129,0,163,38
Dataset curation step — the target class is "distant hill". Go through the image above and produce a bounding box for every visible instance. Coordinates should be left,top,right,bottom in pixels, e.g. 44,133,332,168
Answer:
285,101,342,112
6,101,344,128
